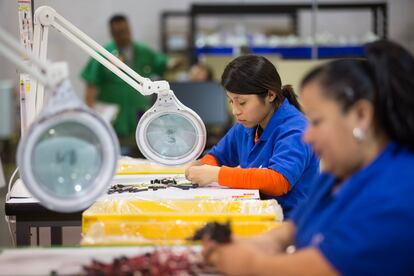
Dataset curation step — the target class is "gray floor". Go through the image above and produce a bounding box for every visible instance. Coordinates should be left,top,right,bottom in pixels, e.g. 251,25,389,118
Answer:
0,186,13,247
1,138,16,247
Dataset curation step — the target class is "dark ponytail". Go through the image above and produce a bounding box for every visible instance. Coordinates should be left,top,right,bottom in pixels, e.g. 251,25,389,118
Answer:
221,55,301,111
300,40,414,150
365,40,414,150
282,84,301,111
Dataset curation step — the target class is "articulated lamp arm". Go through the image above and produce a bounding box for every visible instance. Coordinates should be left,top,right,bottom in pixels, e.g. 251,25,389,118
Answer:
32,6,207,166
0,25,67,90
32,6,169,107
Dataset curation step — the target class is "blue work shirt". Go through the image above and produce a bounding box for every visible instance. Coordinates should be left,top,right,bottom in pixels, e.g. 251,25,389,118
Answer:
208,99,320,218
292,142,414,276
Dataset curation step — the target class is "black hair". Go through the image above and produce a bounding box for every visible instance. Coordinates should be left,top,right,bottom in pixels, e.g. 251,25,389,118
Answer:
221,55,301,111
301,40,414,150
109,14,128,28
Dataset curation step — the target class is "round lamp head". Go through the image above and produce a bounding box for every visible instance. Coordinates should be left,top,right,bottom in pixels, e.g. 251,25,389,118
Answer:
18,107,119,212
31,120,103,199
136,90,206,165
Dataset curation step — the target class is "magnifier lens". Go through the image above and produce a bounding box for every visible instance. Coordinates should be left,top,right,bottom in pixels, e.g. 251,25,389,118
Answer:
31,122,103,199
146,113,197,158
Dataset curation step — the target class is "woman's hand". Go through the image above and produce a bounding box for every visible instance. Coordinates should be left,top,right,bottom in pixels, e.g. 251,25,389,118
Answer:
241,234,283,255
244,221,296,255
186,165,220,186
184,160,202,179
202,239,265,276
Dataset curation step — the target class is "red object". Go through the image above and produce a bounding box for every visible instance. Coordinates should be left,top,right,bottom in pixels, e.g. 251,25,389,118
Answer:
83,249,205,276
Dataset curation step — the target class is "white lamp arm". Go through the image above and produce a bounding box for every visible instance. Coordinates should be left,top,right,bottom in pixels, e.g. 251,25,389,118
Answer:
34,6,169,96
0,25,68,88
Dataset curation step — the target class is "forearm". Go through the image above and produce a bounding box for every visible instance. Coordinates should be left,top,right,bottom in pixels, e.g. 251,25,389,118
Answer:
268,221,295,252
207,222,337,276
199,154,219,166
218,166,291,196
247,221,295,254
252,247,338,276
85,84,97,107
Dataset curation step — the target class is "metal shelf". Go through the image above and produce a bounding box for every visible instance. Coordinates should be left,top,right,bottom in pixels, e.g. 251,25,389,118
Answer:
188,2,387,61
195,45,365,59
159,3,387,60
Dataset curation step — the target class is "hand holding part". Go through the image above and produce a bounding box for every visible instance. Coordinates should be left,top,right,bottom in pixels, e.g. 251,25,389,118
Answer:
186,164,220,185
184,160,202,179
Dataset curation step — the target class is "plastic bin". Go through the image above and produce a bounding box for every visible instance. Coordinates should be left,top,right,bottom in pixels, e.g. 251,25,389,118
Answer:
81,199,282,245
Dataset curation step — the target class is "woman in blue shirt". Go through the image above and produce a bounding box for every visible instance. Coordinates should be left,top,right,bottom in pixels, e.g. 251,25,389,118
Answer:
202,40,414,275
185,55,319,218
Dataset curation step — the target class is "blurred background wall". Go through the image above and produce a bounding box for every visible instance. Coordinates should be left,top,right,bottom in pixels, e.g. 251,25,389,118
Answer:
1,0,413,99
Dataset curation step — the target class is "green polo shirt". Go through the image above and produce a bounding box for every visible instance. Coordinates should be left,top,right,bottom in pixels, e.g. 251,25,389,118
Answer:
81,41,168,136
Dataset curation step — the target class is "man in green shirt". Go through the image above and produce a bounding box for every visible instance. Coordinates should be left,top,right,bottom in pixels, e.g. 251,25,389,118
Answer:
81,14,169,156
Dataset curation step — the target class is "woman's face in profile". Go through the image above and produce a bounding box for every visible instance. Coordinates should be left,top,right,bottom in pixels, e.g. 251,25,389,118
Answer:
226,91,275,129
301,81,363,179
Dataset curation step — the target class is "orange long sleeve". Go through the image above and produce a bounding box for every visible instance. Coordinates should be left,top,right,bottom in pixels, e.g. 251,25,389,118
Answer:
200,154,290,196
218,166,291,196
200,154,219,166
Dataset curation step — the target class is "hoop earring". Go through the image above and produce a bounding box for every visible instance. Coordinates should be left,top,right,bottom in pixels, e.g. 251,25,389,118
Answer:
352,127,366,142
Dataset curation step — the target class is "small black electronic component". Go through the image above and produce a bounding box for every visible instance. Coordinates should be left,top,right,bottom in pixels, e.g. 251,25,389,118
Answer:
108,177,198,194
171,183,199,190
147,184,168,190
107,184,148,194
189,221,232,244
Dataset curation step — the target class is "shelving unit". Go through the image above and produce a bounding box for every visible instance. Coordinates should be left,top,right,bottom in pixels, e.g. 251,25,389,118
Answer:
189,3,387,61
160,11,189,54
159,2,387,61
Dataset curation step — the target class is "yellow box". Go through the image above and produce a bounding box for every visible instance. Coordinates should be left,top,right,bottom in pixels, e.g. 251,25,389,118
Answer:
116,159,185,175
81,199,282,246
81,220,280,246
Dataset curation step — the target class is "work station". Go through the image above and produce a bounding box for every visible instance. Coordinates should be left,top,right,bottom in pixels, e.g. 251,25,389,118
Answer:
1,1,414,275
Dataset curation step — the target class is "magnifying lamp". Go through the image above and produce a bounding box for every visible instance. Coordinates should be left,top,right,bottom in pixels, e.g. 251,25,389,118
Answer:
0,27,119,212
18,81,119,212
32,6,207,166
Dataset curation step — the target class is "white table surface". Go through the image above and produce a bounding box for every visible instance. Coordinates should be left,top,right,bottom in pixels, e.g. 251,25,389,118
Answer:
0,246,203,275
